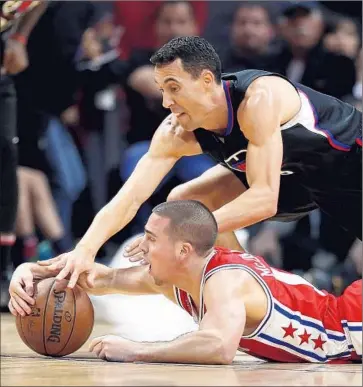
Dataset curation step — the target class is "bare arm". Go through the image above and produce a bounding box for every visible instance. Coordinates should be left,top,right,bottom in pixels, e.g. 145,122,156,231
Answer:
79,263,171,297
213,77,298,232
76,115,202,257
131,270,250,365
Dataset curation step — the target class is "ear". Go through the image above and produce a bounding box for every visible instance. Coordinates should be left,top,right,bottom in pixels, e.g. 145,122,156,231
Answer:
201,69,215,86
178,242,193,262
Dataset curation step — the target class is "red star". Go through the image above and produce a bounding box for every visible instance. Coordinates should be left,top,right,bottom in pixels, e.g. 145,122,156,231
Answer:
282,322,298,338
312,334,326,350
298,329,311,345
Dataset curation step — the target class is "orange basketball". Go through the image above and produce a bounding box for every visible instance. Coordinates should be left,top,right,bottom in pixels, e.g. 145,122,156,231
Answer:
16,277,94,357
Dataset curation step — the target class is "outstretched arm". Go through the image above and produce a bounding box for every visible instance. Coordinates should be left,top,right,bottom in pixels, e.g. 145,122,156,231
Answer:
39,115,202,288
76,115,201,258
8,260,166,316
90,269,252,364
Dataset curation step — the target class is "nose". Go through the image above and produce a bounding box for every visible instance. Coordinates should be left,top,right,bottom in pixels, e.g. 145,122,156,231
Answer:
162,92,174,109
139,235,148,255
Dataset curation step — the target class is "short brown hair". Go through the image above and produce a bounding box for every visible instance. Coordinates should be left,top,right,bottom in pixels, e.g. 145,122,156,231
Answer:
152,200,218,255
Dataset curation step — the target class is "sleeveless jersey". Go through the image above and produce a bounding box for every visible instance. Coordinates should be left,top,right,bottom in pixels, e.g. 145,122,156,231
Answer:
173,247,362,363
194,70,362,186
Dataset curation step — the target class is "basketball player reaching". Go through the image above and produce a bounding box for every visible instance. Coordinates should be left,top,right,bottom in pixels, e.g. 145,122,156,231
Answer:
8,200,362,364
40,36,361,289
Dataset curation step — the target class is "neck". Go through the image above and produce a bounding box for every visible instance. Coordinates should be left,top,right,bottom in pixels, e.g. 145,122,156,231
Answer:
172,249,215,300
199,83,230,134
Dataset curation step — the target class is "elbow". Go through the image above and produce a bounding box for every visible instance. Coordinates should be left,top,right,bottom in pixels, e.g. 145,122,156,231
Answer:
260,189,278,219
212,338,236,365
215,343,235,365
264,198,278,219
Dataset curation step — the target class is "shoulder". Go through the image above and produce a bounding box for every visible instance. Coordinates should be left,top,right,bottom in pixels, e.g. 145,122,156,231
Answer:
203,268,256,302
244,74,295,100
202,265,268,321
238,75,299,133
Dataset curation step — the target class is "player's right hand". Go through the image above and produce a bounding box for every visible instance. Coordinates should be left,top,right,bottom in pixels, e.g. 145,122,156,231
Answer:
122,235,148,265
8,263,36,317
37,247,97,289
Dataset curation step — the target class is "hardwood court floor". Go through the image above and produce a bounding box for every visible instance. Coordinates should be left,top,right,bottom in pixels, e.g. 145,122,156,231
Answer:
1,314,361,386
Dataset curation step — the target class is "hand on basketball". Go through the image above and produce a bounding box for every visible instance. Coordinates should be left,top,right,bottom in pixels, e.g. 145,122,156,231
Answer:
37,247,97,289
123,235,148,265
3,39,29,75
89,335,140,362
8,263,36,317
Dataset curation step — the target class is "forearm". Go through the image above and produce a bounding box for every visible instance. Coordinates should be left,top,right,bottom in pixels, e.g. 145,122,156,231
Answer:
76,196,141,257
135,330,232,365
213,187,277,233
13,1,47,38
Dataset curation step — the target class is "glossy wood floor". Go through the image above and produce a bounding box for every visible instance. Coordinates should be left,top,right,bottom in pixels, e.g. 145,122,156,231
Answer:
1,314,361,386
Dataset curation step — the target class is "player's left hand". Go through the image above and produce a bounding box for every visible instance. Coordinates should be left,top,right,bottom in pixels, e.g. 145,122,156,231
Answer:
3,39,29,75
89,335,140,362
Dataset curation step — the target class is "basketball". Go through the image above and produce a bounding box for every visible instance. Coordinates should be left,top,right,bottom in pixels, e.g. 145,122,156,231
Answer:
15,277,94,357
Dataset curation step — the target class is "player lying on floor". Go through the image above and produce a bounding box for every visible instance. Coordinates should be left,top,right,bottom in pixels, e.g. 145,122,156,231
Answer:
8,200,362,364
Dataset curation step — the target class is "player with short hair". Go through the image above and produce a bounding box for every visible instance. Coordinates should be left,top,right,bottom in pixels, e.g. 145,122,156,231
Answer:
9,200,362,364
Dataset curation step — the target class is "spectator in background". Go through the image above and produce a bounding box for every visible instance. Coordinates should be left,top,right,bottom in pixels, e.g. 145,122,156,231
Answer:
342,48,362,110
324,16,361,60
119,0,216,234
13,1,109,261
220,2,277,73
12,167,71,268
275,1,356,99
0,0,48,311
113,0,208,59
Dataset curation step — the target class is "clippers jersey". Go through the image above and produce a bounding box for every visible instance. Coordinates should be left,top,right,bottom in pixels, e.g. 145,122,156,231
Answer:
194,70,362,237
173,247,362,363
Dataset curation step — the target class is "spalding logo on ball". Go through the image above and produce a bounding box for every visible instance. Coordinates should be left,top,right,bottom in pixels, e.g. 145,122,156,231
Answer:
16,277,94,357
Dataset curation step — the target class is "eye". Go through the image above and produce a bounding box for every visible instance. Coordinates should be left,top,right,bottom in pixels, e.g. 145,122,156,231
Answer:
168,84,180,93
146,234,156,242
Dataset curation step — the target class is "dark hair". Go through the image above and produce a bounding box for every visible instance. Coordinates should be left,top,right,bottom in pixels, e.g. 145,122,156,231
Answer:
150,36,222,84
152,200,218,256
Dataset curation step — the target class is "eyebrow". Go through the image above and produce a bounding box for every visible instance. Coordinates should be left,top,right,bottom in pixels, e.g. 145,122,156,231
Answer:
155,76,180,86
144,228,157,238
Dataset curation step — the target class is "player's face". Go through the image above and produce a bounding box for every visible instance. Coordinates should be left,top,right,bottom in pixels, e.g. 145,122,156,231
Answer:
154,59,216,131
139,214,180,286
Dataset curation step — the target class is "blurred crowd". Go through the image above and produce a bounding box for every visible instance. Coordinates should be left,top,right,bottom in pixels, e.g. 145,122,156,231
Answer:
3,1,362,299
